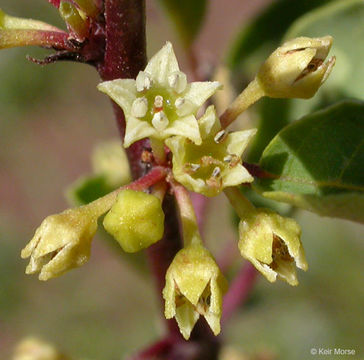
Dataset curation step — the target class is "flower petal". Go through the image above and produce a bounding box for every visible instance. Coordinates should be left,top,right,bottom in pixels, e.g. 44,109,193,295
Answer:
184,81,222,110
164,115,202,145
145,42,179,86
175,302,200,340
198,105,221,140
226,128,257,156
124,117,156,148
97,79,137,113
222,164,253,187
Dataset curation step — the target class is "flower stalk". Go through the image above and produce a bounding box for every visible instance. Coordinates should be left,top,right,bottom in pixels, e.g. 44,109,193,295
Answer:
172,182,201,247
220,78,264,129
224,186,256,219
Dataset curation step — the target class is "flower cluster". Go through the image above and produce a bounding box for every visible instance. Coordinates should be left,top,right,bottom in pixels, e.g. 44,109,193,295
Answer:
20,37,334,340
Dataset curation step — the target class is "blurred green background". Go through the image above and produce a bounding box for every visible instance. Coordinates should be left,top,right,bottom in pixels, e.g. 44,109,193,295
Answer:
1,0,363,359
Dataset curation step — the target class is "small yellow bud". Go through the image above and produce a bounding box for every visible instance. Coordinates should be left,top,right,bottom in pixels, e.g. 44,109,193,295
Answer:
73,0,99,18
21,206,99,281
0,8,64,49
59,1,88,39
103,190,165,253
257,36,335,99
163,243,227,339
13,337,68,360
0,8,60,32
238,208,308,286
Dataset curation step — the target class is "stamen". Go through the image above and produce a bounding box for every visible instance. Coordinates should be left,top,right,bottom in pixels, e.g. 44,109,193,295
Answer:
295,58,324,82
152,111,169,131
136,71,152,92
175,97,195,116
214,130,226,143
190,163,200,172
223,155,232,162
131,97,148,118
175,97,185,109
212,166,221,178
168,71,187,93
228,155,241,168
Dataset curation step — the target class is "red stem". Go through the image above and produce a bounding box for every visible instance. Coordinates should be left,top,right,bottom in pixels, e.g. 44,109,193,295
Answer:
97,1,221,357
47,0,60,7
100,0,146,81
125,166,168,191
222,262,258,323
243,162,274,179
97,0,183,339
190,192,208,234
129,336,177,360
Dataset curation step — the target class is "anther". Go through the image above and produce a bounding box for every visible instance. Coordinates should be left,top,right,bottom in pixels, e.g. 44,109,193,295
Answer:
212,166,221,178
168,71,187,93
223,155,232,162
152,111,169,131
131,97,148,118
214,130,226,143
136,71,152,92
190,163,201,172
175,97,185,109
175,97,195,116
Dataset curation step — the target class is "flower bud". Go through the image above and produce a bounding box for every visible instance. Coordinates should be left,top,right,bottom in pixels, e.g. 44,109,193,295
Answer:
238,208,308,286
73,0,99,18
103,190,165,253
13,337,68,360
257,36,335,99
59,1,88,40
163,243,228,339
0,8,64,49
21,206,99,281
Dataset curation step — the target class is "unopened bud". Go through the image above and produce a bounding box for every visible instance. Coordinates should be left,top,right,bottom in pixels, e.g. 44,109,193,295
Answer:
257,36,335,99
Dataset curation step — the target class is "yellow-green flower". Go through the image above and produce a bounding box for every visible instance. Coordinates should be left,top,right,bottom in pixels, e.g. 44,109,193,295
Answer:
97,42,221,147
13,337,69,360
238,208,308,286
166,106,256,197
257,36,335,99
103,189,165,253
21,206,99,281
163,243,227,339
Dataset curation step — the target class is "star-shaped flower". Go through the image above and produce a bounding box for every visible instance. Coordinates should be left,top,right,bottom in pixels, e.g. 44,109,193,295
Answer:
163,243,227,340
97,42,221,147
166,105,257,197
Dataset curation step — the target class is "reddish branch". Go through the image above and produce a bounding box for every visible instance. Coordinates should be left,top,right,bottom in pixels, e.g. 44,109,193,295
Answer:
31,0,262,357
47,0,60,7
222,263,258,323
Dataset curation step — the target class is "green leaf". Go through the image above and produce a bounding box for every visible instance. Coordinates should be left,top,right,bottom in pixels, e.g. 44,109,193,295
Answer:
254,100,364,223
227,0,333,73
66,175,115,206
284,0,364,120
157,0,207,47
247,98,291,163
